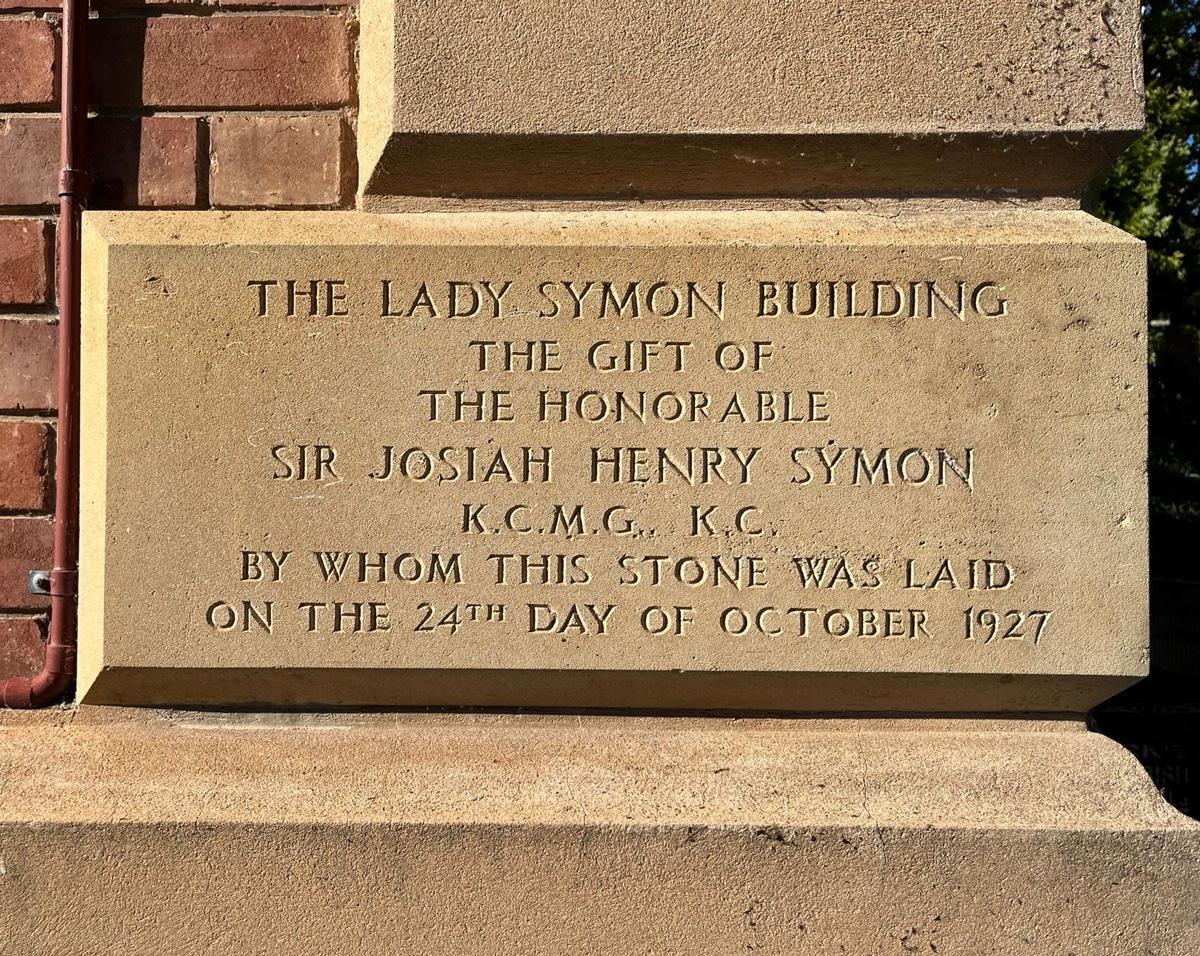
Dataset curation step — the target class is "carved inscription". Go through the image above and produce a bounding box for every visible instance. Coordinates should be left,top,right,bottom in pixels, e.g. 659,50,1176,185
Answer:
195,270,1053,655
78,212,1150,709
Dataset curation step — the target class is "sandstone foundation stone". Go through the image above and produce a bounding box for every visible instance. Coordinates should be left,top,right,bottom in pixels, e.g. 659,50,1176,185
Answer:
1,0,1183,949
78,209,1146,710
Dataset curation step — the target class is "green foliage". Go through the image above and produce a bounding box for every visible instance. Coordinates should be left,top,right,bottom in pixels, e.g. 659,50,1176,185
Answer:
1091,0,1200,529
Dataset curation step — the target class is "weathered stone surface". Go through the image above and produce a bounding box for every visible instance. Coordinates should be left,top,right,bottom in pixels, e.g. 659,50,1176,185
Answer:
359,0,1144,200
0,711,1196,954
79,210,1145,710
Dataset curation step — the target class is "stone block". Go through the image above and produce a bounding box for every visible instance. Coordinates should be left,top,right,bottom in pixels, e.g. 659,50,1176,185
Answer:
0,419,52,511
0,712,1196,954
0,19,56,107
209,113,348,208
0,318,56,410
359,0,1144,201
79,210,1146,711
0,218,52,305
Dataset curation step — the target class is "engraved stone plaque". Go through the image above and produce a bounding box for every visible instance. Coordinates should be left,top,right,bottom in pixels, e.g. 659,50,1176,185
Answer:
79,211,1146,710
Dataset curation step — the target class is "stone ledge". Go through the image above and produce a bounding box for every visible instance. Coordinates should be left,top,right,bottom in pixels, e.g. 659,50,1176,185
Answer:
82,207,1139,248
0,711,1189,830
0,712,1197,953
359,131,1138,204
78,667,1140,715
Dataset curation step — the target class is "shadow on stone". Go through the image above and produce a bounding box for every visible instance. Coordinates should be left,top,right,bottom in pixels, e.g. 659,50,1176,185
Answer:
1093,576,1200,820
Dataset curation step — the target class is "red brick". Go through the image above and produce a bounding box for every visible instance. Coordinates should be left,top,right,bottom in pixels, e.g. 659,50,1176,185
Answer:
0,0,58,10
212,0,358,6
0,116,59,207
0,419,52,511
0,20,56,107
0,219,53,306
0,616,46,678
210,113,348,208
0,517,52,609
90,16,352,109
0,319,56,410
91,115,200,208
98,0,354,7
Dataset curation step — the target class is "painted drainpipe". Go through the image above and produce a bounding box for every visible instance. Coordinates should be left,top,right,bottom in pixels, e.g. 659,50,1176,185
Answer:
2,0,88,707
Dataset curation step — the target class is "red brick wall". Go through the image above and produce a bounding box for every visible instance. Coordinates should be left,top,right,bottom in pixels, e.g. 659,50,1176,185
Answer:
0,0,358,678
